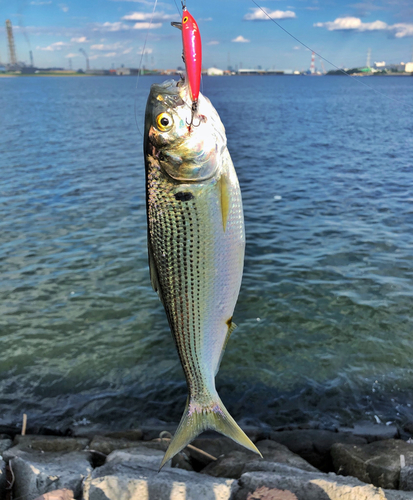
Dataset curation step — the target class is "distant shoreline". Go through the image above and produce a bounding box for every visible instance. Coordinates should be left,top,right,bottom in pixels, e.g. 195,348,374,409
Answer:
1,72,412,78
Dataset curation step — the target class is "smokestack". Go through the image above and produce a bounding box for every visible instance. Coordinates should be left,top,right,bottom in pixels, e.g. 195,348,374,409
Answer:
6,20,18,67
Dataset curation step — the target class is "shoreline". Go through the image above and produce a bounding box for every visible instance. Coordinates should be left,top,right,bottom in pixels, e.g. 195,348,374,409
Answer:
1,422,412,499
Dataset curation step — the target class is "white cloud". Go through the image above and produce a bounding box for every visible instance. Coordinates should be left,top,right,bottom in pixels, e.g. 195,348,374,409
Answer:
314,17,413,38
90,42,123,51
123,47,133,54
59,3,69,12
314,17,387,31
293,46,300,50
122,11,175,22
138,47,153,54
103,52,117,57
30,1,52,4
232,35,250,43
244,8,296,21
390,23,413,38
133,22,162,29
37,41,69,51
65,53,79,58
199,17,212,22
71,36,88,43
207,41,219,45
93,22,131,32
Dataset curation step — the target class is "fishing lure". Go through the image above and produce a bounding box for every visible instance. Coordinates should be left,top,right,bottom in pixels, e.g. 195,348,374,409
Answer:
172,2,202,127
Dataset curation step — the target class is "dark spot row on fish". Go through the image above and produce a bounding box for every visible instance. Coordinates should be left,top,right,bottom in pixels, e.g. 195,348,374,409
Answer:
174,192,194,202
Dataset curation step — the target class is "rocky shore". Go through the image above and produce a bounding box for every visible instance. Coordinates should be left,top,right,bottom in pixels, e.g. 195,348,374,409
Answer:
1,423,413,500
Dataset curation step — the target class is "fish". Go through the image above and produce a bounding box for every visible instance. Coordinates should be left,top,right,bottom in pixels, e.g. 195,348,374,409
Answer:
171,8,202,126
144,77,262,469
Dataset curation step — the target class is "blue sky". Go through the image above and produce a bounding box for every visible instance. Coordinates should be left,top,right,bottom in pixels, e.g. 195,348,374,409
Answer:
0,0,412,70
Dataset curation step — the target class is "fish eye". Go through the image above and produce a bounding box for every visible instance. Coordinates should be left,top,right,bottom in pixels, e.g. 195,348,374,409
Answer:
156,112,173,132
183,16,188,23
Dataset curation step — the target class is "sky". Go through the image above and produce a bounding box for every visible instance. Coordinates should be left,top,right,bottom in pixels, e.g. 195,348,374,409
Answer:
0,0,412,71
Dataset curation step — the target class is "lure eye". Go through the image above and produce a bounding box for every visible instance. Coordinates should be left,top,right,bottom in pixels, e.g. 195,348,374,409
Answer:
156,112,173,132
183,16,188,23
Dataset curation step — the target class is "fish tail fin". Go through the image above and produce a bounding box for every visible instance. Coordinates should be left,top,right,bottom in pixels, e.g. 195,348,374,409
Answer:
159,392,262,470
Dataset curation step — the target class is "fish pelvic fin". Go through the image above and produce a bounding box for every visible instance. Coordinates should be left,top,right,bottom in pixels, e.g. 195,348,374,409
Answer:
159,392,262,470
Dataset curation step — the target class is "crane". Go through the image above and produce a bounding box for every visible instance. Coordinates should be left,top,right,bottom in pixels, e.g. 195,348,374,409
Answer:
79,48,90,71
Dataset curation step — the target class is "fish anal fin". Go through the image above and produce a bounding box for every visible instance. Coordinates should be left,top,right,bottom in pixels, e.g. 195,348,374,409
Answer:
215,318,237,376
218,172,231,233
159,392,261,470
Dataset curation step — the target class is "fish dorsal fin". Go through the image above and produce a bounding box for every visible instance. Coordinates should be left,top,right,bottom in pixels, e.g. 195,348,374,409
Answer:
218,171,231,233
215,319,237,376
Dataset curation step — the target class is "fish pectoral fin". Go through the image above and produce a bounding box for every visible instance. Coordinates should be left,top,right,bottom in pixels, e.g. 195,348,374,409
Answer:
159,392,261,471
218,171,232,233
215,320,237,376
171,21,182,30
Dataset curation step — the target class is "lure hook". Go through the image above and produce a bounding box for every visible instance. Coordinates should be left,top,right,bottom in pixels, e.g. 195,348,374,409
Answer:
186,101,201,128
181,0,186,10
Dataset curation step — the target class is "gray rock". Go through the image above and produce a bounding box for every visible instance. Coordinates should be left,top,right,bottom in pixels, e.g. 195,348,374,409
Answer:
0,458,6,500
6,435,89,459
0,439,12,456
33,488,75,500
201,441,316,479
269,429,368,472
84,460,237,500
89,436,166,456
189,437,251,467
400,465,413,491
105,446,171,469
331,439,413,490
234,465,413,500
10,451,92,500
102,429,143,441
339,423,399,443
105,443,193,472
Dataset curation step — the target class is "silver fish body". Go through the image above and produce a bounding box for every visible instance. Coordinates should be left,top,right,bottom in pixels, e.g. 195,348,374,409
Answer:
144,78,261,468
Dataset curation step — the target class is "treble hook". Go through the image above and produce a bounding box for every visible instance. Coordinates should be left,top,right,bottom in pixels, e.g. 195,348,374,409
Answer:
186,101,201,128
181,0,186,10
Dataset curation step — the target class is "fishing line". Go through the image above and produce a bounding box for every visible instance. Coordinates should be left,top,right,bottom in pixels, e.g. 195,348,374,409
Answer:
251,0,413,110
134,0,159,137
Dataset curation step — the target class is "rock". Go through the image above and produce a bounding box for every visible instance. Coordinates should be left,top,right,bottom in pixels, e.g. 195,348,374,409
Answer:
201,441,316,479
269,429,368,472
246,486,298,500
339,423,399,443
89,436,166,456
33,489,75,500
103,443,193,472
201,451,254,479
0,458,6,500
105,446,171,469
331,439,413,490
10,451,92,500
0,439,12,455
140,424,178,441
102,429,143,441
189,437,250,467
6,435,89,458
84,460,237,500
234,465,413,500
400,465,413,491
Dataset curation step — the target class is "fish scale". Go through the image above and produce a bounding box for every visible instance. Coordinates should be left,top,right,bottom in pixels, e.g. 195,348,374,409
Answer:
144,79,261,468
